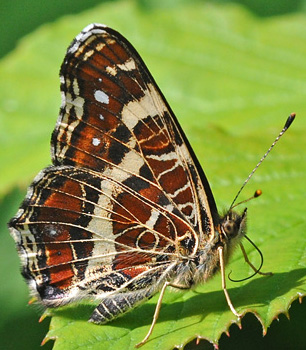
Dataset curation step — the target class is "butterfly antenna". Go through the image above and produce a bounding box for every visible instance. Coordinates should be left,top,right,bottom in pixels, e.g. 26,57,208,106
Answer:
231,189,262,209
229,113,295,211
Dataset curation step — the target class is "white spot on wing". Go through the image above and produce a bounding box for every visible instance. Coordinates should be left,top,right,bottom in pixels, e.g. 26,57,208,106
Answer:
92,138,101,146
94,90,109,104
48,229,57,237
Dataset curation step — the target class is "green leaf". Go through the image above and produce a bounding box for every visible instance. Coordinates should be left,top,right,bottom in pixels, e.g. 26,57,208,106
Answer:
2,1,306,350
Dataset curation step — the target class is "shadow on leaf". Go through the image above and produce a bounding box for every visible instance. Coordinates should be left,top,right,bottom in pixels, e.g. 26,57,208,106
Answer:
49,267,306,332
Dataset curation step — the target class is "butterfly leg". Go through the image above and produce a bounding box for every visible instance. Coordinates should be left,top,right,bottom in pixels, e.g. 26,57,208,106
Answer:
135,280,189,348
218,246,242,318
239,243,272,276
135,281,170,348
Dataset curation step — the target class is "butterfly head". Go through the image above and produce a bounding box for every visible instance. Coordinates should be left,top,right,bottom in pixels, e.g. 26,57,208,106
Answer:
219,208,247,261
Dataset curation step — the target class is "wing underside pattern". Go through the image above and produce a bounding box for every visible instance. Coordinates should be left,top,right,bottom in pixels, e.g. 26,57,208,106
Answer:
9,24,217,306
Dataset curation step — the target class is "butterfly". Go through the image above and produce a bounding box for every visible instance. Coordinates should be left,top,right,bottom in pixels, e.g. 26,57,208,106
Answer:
8,23,294,347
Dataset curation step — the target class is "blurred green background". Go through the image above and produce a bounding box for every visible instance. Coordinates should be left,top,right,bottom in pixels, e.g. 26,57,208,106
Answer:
1,1,305,349
1,0,306,59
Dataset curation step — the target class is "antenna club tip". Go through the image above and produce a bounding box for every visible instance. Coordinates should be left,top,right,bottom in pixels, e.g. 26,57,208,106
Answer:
285,113,296,129
254,189,262,198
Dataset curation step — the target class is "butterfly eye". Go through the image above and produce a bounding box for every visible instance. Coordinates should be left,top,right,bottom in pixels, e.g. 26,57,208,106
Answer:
223,221,237,236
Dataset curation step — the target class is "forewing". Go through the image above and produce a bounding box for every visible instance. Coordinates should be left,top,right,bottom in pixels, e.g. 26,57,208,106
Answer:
52,24,217,236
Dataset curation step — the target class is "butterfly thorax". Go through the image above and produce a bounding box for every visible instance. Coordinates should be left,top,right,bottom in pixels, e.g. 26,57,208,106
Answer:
172,209,247,288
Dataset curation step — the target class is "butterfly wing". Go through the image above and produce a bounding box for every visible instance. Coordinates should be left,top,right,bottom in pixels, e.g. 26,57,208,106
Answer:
53,24,218,233
9,24,218,311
